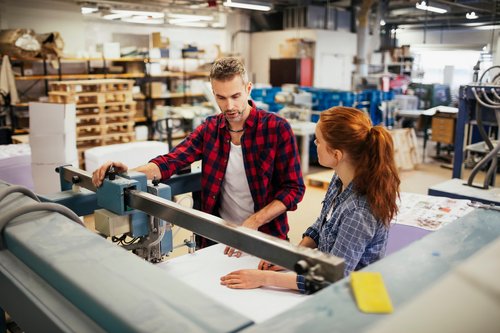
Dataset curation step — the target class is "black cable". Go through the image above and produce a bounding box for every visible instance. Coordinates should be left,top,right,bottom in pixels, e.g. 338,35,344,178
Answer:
121,237,139,245
0,185,40,203
0,202,84,250
479,65,500,83
468,89,500,188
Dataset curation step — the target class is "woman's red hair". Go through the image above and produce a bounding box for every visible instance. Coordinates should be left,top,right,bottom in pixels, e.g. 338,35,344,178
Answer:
318,107,400,225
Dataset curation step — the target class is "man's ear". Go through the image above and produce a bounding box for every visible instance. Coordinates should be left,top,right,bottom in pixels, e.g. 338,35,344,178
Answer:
246,82,253,95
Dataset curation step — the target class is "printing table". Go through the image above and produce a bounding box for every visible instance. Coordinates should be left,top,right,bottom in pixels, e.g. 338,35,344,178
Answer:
157,244,308,324
241,208,500,332
1,176,499,333
428,178,500,205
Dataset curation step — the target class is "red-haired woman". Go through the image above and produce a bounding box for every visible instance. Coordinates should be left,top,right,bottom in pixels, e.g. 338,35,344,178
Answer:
220,106,400,294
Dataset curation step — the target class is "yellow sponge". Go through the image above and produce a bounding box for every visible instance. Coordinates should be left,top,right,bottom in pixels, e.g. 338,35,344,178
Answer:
351,271,393,314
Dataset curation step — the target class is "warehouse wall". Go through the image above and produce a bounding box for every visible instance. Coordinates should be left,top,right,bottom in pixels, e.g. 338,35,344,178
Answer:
250,28,366,90
397,27,499,91
0,0,85,55
0,0,228,58
80,19,227,58
226,11,251,67
314,29,359,90
397,27,499,63
249,29,316,85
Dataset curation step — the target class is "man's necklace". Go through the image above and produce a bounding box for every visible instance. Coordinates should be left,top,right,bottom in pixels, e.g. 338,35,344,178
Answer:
228,126,244,133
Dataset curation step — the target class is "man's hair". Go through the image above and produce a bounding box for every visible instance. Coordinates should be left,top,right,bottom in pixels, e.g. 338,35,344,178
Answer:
210,57,248,83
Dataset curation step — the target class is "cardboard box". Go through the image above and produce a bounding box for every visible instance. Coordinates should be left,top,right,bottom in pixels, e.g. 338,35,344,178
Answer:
29,102,76,135
150,32,162,48
279,38,315,58
150,32,169,49
401,45,411,57
146,82,166,97
29,133,78,164
31,160,78,195
84,141,168,172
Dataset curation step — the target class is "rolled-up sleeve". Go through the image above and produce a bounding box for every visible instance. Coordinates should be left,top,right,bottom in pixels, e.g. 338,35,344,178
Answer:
149,122,205,180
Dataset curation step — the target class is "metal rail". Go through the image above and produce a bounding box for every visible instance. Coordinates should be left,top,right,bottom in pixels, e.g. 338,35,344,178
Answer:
57,165,345,284
127,189,344,283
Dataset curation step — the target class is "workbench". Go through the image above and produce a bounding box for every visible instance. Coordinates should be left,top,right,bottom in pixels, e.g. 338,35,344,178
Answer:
1,177,499,332
241,208,500,332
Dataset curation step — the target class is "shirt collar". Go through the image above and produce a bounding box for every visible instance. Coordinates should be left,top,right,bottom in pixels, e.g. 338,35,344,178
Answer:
332,174,355,202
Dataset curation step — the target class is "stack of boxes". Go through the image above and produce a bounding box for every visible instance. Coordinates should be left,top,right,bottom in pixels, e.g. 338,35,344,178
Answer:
47,79,136,168
29,102,78,194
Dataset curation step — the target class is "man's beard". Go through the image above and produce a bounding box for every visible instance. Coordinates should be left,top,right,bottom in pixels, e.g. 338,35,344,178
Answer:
223,109,244,120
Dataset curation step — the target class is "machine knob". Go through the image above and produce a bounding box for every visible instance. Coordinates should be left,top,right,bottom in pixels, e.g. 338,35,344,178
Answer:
106,166,116,180
71,175,80,184
152,177,160,187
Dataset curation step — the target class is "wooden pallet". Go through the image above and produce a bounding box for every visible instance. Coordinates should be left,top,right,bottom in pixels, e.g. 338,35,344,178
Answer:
305,170,335,190
48,91,134,104
391,128,420,171
49,79,134,93
48,79,137,169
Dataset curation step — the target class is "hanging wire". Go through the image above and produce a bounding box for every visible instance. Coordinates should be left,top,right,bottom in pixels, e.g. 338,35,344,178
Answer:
467,82,500,189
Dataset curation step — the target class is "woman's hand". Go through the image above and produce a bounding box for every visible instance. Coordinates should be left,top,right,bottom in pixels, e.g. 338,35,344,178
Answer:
224,246,244,257
258,260,284,271
220,269,269,289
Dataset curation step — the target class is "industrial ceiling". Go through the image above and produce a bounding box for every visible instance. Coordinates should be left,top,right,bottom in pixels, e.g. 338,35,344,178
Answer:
68,0,500,31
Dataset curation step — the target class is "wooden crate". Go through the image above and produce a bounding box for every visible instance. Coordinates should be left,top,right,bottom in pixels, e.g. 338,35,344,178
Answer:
49,79,134,93
48,79,137,169
49,92,134,105
391,128,420,171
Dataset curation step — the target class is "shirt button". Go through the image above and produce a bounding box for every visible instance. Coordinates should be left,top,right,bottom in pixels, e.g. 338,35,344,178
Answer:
218,178,222,181
212,195,216,199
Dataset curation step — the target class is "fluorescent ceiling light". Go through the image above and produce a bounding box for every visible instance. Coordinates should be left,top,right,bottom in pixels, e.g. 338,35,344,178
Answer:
81,6,98,14
167,13,214,21
169,21,209,27
474,24,500,31
102,12,128,20
168,18,207,24
122,16,164,24
102,9,165,23
111,9,164,19
466,12,478,20
415,1,447,14
223,0,271,11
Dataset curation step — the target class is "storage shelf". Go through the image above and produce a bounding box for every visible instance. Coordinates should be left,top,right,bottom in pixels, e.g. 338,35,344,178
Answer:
6,54,210,143
15,73,146,80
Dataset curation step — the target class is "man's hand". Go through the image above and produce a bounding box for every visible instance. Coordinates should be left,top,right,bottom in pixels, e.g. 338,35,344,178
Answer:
92,161,128,187
223,214,260,257
241,213,261,229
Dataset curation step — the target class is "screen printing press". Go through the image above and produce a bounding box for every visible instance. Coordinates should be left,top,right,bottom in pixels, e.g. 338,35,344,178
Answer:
1,166,499,333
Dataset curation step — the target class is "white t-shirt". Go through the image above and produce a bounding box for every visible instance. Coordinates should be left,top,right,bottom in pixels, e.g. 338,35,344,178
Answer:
219,142,255,225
